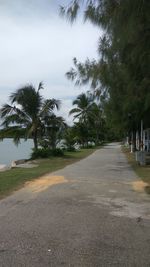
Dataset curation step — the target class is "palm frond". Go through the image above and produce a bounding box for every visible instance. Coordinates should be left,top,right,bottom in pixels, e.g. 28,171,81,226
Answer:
0,104,14,118
0,126,26,145
1,114,28,127
69,108,81,115
13,106,31,122
41,99,61,117
10,85,35,104
38,81,44,92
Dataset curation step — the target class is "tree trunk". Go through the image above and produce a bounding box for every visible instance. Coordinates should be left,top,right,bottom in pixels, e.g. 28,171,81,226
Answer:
133,130,136,152
33,132,38,151
52,142,56,150
131,130,136,152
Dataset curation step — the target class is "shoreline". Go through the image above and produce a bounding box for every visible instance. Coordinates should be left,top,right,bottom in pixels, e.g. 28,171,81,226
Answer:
0,164,8,171
0,158,29,172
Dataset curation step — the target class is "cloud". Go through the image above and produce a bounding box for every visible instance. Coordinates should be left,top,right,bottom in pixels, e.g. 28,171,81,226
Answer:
0,0,101,123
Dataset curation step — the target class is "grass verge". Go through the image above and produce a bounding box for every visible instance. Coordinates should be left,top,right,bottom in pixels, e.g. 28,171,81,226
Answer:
122,146,150,194
0,148,97,199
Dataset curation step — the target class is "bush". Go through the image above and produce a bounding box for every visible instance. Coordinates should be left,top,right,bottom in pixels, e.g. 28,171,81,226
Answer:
67,146,76,152
31,148,64,159
31,148,52,159
51,148,64,157
87,145,95,149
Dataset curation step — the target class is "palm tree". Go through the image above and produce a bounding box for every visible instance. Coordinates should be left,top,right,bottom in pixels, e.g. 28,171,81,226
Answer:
69,93,93,123
69,93,95,147
64,127,76,151
42,114,67,149
0,82,60,151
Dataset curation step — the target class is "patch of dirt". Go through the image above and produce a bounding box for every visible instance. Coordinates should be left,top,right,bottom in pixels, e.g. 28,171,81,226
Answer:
25,175,68,193
132,180,149,192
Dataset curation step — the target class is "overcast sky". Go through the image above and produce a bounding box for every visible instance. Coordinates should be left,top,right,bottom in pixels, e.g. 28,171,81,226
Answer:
0,0,101,124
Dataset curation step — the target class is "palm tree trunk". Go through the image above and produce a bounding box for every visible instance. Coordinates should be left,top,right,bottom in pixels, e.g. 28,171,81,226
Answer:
33,132,38,151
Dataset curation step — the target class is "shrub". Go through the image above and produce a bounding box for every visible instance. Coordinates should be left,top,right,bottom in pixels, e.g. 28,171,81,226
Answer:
52,148,64,157
87,144,96,149
31,148,64,159
31,148,52,159
67,146,76,152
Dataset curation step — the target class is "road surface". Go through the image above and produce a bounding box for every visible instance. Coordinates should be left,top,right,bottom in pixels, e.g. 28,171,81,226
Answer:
0,143,150,266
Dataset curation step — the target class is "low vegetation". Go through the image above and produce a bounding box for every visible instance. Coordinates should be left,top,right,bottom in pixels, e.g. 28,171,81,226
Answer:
123,147,150,194
0,148,97,199
31,148,64,159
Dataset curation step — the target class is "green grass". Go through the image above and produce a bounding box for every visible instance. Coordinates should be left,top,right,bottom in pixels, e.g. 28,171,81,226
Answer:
0,148,97,199
122,146,150,194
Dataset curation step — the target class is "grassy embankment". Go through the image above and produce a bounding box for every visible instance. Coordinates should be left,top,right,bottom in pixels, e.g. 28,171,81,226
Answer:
122,146,150,194
0,148,98,199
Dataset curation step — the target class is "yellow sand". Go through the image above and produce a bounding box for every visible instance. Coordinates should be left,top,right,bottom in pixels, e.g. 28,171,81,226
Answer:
25,175,67,193
132,180,148,192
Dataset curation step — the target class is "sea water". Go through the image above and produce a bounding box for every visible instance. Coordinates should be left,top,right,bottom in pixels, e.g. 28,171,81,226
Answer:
0,138,33,166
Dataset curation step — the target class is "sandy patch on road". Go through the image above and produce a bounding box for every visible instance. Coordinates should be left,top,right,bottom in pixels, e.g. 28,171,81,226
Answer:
25,175,68,193
132,180,148,192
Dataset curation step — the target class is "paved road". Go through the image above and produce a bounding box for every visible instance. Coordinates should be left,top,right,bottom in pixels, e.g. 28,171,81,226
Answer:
0,143,150,267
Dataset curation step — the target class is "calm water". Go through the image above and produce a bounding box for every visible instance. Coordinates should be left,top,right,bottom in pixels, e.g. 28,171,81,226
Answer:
0,139,33,166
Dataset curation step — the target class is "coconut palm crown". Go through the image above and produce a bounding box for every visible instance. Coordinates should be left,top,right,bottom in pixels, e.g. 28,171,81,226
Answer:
0,82,60,150
69,93,94,122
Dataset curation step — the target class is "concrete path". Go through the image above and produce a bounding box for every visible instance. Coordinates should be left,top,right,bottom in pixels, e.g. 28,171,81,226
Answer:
0,143,150,267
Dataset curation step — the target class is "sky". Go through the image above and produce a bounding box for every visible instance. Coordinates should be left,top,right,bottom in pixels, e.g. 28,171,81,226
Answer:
0,0,101,124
